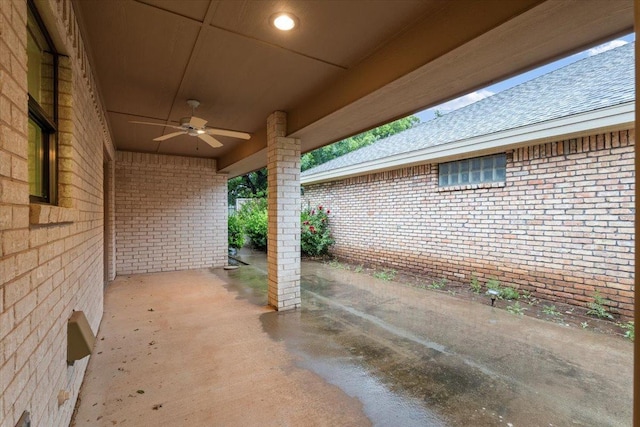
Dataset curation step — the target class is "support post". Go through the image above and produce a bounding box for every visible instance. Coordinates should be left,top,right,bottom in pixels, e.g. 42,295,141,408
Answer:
267,111,301,310
633,1,639,422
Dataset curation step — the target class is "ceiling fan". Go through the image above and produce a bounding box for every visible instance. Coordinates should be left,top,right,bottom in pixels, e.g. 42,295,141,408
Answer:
130,99,250,148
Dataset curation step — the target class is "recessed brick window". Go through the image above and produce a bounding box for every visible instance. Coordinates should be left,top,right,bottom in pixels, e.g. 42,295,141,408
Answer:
438,153,506,187
27,1,58,204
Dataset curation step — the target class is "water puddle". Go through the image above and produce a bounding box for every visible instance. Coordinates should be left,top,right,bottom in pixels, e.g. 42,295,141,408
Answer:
219,264,447,424
298,356,446,426
215,260,631,426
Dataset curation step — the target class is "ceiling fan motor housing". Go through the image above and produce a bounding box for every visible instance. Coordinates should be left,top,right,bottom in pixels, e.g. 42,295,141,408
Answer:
178,117,201,131
129,98,248,147
180,117,195,128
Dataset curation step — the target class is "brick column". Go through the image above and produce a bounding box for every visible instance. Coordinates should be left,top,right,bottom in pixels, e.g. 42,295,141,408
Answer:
267,111,301,310
104,156,116,282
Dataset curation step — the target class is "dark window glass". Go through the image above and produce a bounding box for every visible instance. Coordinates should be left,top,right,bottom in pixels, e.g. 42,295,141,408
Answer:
27,2,57,203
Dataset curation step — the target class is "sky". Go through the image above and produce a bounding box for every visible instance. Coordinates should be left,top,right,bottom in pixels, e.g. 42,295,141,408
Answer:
414,33,636,123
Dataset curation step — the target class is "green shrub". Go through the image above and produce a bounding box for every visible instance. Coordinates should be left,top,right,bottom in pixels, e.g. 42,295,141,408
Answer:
228,213,245,249
500,286,520,301
586,290,614,319
542,305,561,317
238,198,268,251
373,269,396,281
486,278,501,292
234,200,334,255
507,302,525,316
621,321,634,341
301,205,334,256
429,278,447,290
485,278,519,300
470,274,482,294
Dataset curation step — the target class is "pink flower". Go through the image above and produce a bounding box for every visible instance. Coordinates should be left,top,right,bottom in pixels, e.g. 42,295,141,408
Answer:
309,226,316,233
318,206,323,210
327,210,330,214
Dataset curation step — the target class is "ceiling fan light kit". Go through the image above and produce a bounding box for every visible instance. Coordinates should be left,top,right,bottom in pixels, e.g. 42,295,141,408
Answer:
130,99,250,149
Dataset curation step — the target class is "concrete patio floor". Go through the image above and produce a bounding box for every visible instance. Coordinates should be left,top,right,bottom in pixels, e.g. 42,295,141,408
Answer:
73,253,632,426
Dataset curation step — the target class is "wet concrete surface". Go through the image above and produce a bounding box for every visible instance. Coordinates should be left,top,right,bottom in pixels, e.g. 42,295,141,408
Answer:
222,252,632,427
73,269,370,426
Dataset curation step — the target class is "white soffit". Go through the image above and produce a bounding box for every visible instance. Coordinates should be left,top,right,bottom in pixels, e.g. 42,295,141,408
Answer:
301,102,635,185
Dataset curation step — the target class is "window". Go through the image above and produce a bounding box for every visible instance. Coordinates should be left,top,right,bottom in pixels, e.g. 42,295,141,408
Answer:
439,153,506,187
27,1,57,203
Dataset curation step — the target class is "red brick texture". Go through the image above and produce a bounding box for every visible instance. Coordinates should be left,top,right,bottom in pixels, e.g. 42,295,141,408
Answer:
303,129,635,318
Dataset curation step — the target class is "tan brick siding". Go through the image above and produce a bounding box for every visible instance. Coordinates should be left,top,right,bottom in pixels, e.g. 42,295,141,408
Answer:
1,0,114,426
304,130,635,318
115,152,227,275
266,112,301,310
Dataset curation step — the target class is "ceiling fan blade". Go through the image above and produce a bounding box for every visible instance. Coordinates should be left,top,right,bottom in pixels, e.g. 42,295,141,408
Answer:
153,131,185,141
198,133,223,148
206,128,251,140
189,116,207,129
130,121,182,130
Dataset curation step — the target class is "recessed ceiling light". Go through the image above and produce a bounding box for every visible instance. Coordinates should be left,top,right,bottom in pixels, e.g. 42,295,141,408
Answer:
271,13,298,31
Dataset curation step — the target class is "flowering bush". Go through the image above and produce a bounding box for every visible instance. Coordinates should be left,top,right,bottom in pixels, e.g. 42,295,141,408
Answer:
233,200,333,255
301,205,334,257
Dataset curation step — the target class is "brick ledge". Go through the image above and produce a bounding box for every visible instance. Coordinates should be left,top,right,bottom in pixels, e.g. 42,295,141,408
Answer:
436,181,506,192
30,204,78,225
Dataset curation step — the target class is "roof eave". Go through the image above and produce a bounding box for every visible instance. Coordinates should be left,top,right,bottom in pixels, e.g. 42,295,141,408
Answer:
301,102,635,185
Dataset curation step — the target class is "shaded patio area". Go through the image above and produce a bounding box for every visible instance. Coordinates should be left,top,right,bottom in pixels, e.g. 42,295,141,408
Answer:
73,253,632,426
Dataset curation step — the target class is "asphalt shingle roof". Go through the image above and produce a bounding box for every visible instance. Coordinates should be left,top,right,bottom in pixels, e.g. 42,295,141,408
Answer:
302,42,634,176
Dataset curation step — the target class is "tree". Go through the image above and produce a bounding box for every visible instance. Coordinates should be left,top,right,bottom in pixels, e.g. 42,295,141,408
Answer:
228,168,267,206
228,115,419,204
301,115,419,171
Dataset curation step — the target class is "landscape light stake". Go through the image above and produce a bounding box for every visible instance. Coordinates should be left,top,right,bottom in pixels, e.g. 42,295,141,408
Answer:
487,289,500,306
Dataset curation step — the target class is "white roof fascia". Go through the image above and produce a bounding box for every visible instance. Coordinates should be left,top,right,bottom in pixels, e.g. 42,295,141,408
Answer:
301,102,635,185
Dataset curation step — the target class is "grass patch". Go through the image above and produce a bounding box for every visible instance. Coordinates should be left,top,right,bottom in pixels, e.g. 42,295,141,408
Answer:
620,321,634,341
428,278,447,290
327,259,350,270
486,278,520,300
373,269,397,281
542,305,561,317
469,274,482,294
586,291,614,320
506,302,525,316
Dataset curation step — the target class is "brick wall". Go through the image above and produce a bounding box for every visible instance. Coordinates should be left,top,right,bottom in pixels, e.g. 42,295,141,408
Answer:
304,130,635,318
1,0,114,426
266,111,301,310
115,152,227,275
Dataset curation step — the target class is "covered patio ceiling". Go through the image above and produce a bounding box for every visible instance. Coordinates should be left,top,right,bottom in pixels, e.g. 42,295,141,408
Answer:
72,0,633,178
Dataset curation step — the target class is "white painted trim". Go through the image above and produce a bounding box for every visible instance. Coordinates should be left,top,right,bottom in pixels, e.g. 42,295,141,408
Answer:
301,102,635,184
